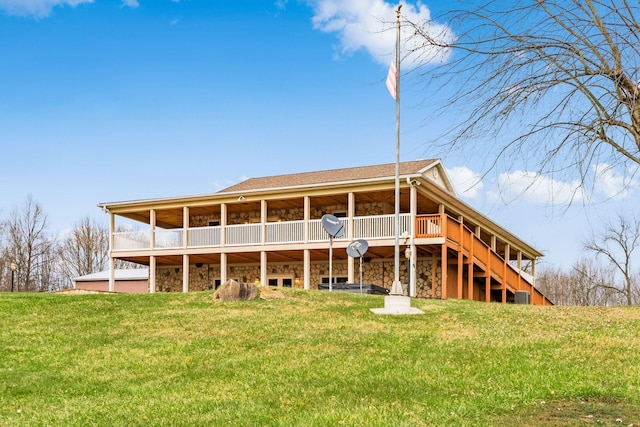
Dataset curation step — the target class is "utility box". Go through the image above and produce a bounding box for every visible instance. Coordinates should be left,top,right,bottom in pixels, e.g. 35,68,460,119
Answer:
514,290,530,305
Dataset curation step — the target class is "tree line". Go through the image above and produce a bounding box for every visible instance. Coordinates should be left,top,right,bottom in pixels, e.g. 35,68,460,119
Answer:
536,214,640,306
0,195,138,292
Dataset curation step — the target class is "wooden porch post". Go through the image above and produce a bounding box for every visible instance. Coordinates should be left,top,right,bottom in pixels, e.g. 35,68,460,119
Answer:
149,255,156,293
517,250,522,291
531,258,537,305
502,244,509,303
457,216,463,299
304,249,310,290
149,209,156,294
260,251,267,287
347,192,355,284
303,196,310,243
108,211,115,292
441,245,448,299
485,252,491,302
220,203,227,247
182,254,189,293
150,209,156,250
409,185,417,297
261,200,267,245
431,253,437,298
440,206,448,299
182,207,189,292
220,252,227,285
183,207,189,248
467,230,474,300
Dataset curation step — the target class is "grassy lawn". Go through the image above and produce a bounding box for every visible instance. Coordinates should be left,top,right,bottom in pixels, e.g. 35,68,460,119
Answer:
1,289,639,426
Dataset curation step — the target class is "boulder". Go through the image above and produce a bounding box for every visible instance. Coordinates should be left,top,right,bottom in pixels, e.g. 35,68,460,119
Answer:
259,287,285,300
213,280,258,301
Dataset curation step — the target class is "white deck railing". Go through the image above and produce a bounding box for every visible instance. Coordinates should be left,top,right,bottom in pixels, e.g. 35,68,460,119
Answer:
226,223,261,246
113,231,150,251
266,220,305,244
154,229,183,249
308,218,349,242
188,226,221,248
113,214,413,251
353,214,411,239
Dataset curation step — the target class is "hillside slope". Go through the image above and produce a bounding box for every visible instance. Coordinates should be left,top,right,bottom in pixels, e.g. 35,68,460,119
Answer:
1,290,639,426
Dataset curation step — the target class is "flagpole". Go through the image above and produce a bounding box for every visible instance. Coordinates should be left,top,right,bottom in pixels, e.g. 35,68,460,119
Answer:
392,4,402,295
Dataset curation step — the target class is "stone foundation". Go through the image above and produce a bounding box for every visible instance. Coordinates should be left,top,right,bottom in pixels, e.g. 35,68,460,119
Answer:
154,258,442,297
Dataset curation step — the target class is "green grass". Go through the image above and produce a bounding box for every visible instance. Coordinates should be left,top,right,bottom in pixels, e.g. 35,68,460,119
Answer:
1,290,639,426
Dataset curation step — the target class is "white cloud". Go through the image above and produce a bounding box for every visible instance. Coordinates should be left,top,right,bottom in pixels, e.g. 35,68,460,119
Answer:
0,0,92,18
493,170,585,205
121,0,139,8
592,163,638,201
453,164,638,206
447,166,484,199
307,0,455,66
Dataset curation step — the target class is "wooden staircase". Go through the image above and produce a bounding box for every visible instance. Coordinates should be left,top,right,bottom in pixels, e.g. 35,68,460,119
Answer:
416,214,553,305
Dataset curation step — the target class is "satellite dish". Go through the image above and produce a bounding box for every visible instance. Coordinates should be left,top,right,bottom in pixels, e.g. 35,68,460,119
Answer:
321,214,344,238
347,239,369,293
346,239,369,258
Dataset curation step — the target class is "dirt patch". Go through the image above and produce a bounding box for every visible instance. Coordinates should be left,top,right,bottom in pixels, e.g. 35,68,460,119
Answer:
258,287,286,300
490,399,639,426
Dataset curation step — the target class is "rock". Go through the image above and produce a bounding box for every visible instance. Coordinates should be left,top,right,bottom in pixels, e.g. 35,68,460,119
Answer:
259,287,285,300
213,280,258,301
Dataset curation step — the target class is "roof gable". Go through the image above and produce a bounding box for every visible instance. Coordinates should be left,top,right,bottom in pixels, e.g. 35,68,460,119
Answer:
218,159,438,193
417,160,457,196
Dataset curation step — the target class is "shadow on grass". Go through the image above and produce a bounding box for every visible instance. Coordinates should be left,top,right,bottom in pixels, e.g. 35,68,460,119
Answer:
490,398,640,426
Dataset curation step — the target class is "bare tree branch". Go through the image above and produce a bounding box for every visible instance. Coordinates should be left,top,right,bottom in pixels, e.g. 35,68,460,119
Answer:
405,0,640,194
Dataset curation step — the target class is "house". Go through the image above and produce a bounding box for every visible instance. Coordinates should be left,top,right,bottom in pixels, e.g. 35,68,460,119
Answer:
73,269,149,293
98,160,553,305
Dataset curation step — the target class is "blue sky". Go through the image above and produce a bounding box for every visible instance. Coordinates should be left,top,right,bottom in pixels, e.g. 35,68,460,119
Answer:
0,0,637,269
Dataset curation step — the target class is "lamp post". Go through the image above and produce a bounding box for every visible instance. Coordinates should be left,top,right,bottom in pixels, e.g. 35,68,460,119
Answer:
10,262,17,292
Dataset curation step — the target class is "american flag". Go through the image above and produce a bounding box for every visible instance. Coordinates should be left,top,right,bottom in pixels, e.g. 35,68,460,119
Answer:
386,61,397,99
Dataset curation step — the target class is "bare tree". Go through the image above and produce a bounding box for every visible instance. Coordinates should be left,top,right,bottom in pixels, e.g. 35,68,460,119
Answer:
405,0,640,194
537,258,623,305
4,195,56,292
58,216,110,286
584,213,640,305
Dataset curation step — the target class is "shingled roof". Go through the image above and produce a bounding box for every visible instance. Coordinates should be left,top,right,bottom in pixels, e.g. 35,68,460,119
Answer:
217,159,438,193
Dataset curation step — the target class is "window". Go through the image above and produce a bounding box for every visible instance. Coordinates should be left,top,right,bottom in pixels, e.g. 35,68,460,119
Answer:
268,276,294,287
